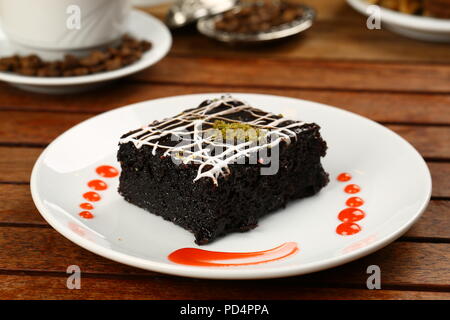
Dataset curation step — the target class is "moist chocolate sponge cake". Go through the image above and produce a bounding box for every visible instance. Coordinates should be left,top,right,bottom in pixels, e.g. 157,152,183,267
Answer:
117,96,329,244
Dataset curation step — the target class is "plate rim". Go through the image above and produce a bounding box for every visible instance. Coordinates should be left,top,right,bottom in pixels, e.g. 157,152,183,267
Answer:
0,10,172,86
30,92,432,279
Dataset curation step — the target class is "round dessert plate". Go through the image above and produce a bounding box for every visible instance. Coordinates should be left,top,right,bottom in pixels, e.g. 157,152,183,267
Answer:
31,93,431,279
347,0,450,42
0,10,172,94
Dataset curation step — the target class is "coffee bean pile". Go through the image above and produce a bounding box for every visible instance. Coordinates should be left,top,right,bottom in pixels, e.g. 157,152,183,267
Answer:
0,35,152,77
214,1,304,34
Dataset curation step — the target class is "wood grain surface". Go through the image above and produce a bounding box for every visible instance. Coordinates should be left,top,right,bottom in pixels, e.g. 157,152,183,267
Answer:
0,0,449,300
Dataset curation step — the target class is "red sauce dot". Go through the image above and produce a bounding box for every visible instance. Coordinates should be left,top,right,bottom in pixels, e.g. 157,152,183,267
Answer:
83,191,101,202
346,197,364,207
344,184,361,194
96,165,119,178
79,211,94,219
338,208,366,222
336,222,361,236
337,173,352,182
87,179,107,191
79,203,94,210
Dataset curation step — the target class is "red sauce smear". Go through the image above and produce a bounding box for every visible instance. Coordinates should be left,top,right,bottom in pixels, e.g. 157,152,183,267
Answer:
87,179,108,191
346,196,364,207
168,242,298,267
96,165,119,178
83,191,101,202
68,222,86,236
336,222,361,236
79,203,94,210
79,211,94,219
344,184,361,194
337,173,352,182
338,208,366,222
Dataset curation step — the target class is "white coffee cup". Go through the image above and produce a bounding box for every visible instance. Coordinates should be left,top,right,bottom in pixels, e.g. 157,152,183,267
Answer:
0,0,131,51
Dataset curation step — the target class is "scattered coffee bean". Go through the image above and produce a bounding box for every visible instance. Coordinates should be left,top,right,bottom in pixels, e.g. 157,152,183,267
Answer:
0,35,152,77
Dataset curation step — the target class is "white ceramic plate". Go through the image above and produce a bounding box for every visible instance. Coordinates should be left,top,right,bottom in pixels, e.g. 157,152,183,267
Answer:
347,0,450,42
0,10,172,94
30,93,431,279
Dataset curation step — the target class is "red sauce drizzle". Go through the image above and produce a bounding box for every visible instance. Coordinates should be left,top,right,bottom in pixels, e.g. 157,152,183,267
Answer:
344,184,361,194
346,197,364,207
83,191,101,202
337,173,352,182
87,179,108,191
96,165,119,178
338,208,366,222
336,173,365,236
77,165,119,220
79,203,94,210
79,211,94,219
336,222,361,236
168,242,298,267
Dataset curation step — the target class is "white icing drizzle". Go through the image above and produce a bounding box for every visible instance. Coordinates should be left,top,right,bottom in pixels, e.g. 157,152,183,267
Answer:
119,95,305,185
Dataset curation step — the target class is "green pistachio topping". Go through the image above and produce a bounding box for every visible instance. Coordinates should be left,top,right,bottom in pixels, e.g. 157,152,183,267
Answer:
212,120,263,142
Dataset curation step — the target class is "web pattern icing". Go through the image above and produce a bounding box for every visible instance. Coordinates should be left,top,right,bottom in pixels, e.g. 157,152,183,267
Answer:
119,96,305,185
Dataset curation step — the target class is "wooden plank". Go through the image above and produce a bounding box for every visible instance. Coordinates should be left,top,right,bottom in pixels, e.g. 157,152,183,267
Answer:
0,147,41,182
0,111,449,158
0,147,449,196
0,184,46,225
405,201,450,239
0,226,448,288
1,183,448,239
1,83,450,125
131,56,450,93
2,274,449,300
0,226,143,276
429,162,450,198
387,125,450,159
0,111,91,146
2,183,448,239
168,22,450,64
143,1,450,63
304,242,450,289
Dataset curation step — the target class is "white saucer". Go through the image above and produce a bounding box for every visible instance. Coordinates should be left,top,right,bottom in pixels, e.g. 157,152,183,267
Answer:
30,93,431,279
0,10,172,94
347,0,450,42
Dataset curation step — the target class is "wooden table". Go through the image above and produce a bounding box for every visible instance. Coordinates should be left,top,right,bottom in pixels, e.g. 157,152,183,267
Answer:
0,0,449,300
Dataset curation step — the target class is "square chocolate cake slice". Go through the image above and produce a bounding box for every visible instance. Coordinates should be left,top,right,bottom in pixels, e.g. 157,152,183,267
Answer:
117,95,329,244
